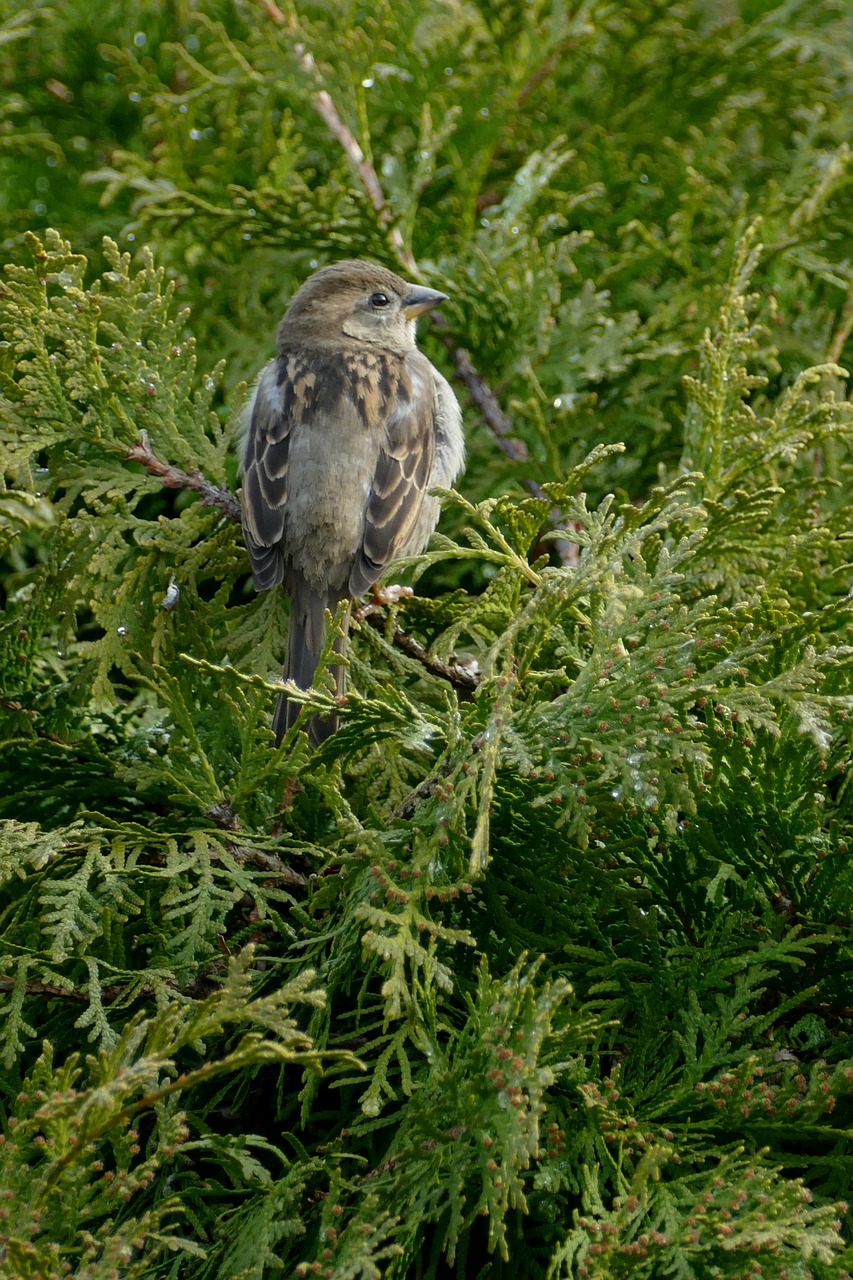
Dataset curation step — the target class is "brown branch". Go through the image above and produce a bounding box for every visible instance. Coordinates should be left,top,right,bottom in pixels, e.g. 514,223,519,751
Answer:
433,328,528,464
431,324,579,565
127,431,241,523
358,605,480,697
0,977,87,1001
1,698,34,717
257,0,289,22
515,37,580,109
393,731,485,820
0,974,229,1003
141,802,310,888
228,845,308,887
285,30,413,270
311,91,414,272
313,91,388,226
393,774,446,821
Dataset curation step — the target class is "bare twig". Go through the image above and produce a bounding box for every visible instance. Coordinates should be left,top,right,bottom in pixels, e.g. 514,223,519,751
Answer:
311,91,414,271
0,977,87,1002
127,431,241,523
285,25,413,268
228,844,308,887
432,327,579,564
393,731,485,820
0,973,234,1003
202,802,309,885
257,0,289,22
433,328,528,464
313,92,389,226
515,37,580,109
358,606,480,697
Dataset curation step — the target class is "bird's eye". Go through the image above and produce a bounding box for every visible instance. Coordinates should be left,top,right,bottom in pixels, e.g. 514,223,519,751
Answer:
369,292,391,308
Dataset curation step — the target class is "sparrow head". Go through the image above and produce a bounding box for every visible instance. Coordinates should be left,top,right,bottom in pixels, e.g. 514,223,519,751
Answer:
277,259,448,354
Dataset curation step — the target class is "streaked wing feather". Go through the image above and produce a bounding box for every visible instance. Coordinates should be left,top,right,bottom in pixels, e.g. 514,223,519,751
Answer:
350,371,435,597
241,360,297,589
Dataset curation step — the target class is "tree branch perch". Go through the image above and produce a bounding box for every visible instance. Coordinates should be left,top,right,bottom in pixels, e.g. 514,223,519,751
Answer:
358,602,480,696
127,431,242,522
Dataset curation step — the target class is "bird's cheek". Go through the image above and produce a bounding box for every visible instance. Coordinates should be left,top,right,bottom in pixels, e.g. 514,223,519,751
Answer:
342,316,375,343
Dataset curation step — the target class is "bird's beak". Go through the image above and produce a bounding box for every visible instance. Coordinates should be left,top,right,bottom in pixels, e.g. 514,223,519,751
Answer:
403,284,448,320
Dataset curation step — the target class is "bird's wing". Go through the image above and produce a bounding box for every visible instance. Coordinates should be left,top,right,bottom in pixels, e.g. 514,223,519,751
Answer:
349,355,437,597
241,356,308,590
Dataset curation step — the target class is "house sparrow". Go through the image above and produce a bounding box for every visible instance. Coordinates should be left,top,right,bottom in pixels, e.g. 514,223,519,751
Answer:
241,260,465,745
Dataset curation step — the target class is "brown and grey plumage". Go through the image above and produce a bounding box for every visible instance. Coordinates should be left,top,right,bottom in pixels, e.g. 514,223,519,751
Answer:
241,260,465,745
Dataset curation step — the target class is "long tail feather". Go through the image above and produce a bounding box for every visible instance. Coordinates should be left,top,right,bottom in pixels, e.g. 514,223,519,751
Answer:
272,575,349,746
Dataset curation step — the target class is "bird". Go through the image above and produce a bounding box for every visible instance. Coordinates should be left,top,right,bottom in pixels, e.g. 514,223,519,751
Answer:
240,259,465,746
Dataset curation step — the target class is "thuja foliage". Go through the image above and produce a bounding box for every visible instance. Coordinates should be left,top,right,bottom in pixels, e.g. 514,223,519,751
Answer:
1,2,853,1278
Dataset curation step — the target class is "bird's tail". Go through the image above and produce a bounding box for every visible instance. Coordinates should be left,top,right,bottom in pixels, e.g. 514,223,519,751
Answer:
272,574,349,747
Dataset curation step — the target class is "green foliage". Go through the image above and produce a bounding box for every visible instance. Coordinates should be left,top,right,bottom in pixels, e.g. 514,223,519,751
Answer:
2,2,853,1278
0,947,351,1278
